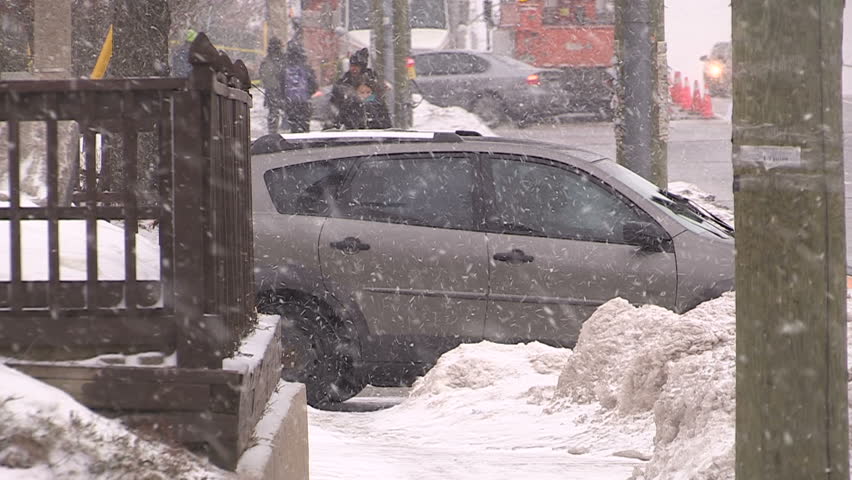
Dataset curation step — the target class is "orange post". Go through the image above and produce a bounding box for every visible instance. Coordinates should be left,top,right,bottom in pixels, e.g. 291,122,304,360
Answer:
671,71,682,105
691,80,702,113
701,86,715,118
681,76,692,110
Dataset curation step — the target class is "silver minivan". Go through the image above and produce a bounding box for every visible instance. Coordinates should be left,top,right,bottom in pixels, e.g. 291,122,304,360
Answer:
251,131,734,406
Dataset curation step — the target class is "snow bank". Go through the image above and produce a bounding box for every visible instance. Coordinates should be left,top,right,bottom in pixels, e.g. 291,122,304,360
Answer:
411,95,496,137
0,364,230,480
373,340,654,458
547,294,736,479
404,341,570,409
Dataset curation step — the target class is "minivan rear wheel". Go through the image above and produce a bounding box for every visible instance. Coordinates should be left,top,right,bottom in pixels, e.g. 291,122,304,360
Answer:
275,298,365,408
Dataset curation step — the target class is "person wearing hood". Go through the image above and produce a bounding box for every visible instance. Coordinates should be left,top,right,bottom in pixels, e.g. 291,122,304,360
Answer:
338,77,391,130
331,48,387,128
171,29,198,78
281,40,318,133
259,37,288,134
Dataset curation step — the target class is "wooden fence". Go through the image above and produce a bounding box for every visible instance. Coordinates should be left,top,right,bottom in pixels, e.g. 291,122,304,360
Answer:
0,32,256,368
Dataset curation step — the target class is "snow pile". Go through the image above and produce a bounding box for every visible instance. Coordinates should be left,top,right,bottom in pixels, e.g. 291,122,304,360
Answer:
548,294,736,479
404,341,570,410
393,340,655,456
0,365,230,480
411,95,496,136
310,340,647,480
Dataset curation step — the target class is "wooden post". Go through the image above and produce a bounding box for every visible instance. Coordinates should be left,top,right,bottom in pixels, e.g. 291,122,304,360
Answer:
613,0,667,188
733,0,849,478
649,0,667,187
392,0,411,128
33,0,72,78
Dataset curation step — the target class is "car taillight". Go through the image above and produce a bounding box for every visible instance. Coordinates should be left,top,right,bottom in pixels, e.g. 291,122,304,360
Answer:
526,74,541,86
407,57,417,79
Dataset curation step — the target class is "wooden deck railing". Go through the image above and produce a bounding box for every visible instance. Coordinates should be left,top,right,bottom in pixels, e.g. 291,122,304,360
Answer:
0,33,256,368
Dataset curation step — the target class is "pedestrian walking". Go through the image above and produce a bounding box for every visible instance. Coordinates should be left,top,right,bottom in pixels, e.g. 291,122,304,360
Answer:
259,37,287,134
281,40,318,133
331,48,386,128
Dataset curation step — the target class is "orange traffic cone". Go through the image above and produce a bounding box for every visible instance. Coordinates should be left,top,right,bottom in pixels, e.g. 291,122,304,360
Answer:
701,86,715,118
671,71,682,105
691,80,702,113
681,76,692,111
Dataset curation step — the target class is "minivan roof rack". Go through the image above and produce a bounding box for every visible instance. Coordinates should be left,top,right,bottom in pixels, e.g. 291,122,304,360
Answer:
250,129,480,155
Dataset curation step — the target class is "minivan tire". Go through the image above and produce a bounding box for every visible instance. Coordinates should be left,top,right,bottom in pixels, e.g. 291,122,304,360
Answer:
275,298,365,407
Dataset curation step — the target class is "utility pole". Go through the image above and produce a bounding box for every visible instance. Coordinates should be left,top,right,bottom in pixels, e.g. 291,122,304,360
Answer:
613,0,667,188
392,0,411,128
383,0,395,125
371,0,386,90
733,0,849,479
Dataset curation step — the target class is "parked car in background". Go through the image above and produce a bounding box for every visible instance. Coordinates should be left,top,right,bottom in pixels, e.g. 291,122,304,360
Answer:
700,41,732,97
250,130,735,407
411,50,606,127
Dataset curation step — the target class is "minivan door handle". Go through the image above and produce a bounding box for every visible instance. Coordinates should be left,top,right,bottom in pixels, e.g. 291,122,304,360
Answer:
330,236,371,255
493,249,534,265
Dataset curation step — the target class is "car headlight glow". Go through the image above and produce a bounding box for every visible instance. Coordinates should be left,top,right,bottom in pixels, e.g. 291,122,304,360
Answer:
707,63,724,78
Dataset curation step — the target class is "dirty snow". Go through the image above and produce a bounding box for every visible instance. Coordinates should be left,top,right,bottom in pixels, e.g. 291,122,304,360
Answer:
0,364,232,479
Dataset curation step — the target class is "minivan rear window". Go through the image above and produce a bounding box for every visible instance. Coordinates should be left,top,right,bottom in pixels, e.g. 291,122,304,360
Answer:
263,159,354,216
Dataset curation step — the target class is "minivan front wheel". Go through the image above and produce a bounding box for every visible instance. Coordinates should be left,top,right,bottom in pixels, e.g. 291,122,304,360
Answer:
275,298,365,408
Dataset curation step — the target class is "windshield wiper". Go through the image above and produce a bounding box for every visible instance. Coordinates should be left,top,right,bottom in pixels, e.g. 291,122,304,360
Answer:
656,190,735,236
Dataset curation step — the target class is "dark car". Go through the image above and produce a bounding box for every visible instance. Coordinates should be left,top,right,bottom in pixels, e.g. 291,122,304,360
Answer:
411,50,592,127
700,42,731,97
250,130,735,407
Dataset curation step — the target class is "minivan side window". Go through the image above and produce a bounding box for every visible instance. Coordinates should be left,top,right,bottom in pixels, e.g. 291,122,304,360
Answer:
263,158,354,216
339,155,476,230
486,158,646,243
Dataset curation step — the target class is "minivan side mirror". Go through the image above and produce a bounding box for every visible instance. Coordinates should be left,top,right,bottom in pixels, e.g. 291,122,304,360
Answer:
623,221,671,252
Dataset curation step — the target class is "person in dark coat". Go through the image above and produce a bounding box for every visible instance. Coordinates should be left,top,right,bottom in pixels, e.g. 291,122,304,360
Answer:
338,78,392,129
331,48,385,128
170,29,197,78
281,40,318,133
258,37,287,134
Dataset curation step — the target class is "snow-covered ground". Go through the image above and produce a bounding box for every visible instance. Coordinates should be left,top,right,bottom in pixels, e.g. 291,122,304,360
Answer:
309,294,739,480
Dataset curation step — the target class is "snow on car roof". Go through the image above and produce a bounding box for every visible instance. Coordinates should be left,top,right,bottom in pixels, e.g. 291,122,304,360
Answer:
279,130,440,140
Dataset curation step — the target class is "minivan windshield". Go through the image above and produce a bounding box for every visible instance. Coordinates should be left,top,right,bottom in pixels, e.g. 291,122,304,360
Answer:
594,159,734,238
